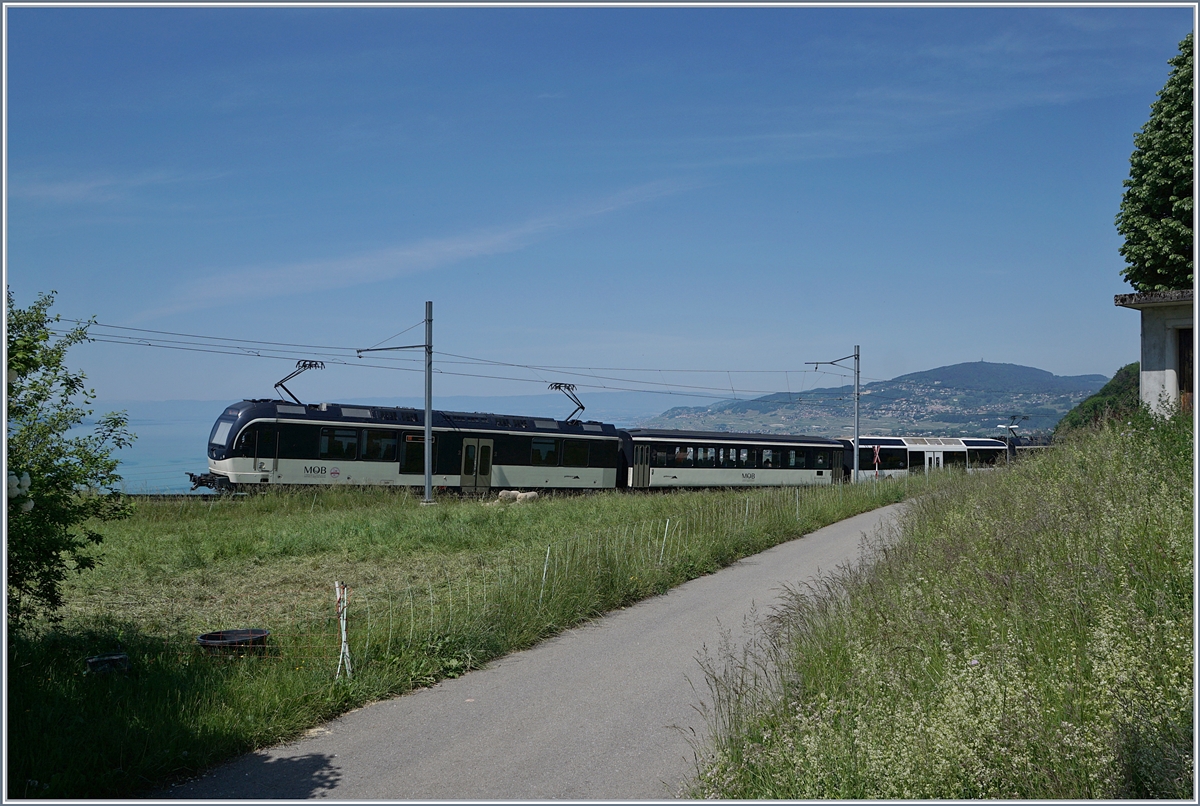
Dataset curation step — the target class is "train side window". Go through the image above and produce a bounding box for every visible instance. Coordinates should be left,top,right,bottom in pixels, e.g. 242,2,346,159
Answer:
531,438,560,466
673,446,694,467
402,434,436,473
738,448,751,468
563,439,589,467
761,448,776,468
363,429,398,462
320,428,359,461
278,424,320,460
786,449,807,468
814,450,830,469
233,428,256,458
968,448,1004,468
696,447,717,467
652,447,670,467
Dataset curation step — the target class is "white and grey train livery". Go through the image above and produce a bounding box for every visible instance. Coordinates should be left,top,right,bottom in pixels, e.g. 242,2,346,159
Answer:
194,400,848,493
194,399,1006,493
618,429,845,489
195,399,621,494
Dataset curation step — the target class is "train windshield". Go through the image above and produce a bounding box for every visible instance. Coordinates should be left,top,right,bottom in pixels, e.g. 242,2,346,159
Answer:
209,417,236,446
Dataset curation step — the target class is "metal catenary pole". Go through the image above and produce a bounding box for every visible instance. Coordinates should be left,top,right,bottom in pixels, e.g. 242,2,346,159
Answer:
423,301,434,505
853,344,860,484
355,300,436,504
806,345,861,484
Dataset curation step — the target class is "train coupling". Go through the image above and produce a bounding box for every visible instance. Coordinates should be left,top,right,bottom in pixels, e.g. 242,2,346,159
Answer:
187,472,232,491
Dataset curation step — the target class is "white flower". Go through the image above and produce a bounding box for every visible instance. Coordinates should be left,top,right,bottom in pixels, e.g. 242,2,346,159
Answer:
20,499,34,512
18,472,31,492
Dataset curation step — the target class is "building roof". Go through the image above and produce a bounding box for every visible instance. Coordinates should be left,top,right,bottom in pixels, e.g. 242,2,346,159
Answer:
1114,288,1194,310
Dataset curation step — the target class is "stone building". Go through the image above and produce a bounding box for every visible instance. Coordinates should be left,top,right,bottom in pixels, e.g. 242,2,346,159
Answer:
1114,288,1194,414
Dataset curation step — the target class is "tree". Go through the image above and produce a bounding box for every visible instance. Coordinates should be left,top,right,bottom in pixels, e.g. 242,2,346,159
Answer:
6,289,135,631
1116,33,1194,292
1053,362,1141,437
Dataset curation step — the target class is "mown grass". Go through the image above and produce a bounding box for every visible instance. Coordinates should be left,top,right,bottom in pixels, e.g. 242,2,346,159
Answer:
8,477,922,798
692,409,1193,799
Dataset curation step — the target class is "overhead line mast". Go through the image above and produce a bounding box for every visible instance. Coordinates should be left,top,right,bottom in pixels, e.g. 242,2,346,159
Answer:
357,301,435,505
807,345,860,483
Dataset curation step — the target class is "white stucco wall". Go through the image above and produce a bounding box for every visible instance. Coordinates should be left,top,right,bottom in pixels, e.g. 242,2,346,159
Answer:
1136,302,1193,414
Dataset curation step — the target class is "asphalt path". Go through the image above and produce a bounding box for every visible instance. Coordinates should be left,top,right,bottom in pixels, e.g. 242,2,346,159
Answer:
162,503,902,800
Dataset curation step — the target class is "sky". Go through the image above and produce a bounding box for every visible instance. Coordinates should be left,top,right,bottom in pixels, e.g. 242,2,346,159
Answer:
5,3,1196,410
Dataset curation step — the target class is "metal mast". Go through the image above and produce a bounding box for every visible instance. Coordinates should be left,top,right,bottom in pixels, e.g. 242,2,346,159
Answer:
423,301,433,505
806,345,861,483
854,345,860,483
356,300,436,504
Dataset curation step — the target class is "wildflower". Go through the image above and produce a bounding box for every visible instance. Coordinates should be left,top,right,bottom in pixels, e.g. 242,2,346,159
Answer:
969,659,980,666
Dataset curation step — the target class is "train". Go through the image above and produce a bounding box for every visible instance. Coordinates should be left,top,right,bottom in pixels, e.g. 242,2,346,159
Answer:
838,436,1009,481
189,398,1007,493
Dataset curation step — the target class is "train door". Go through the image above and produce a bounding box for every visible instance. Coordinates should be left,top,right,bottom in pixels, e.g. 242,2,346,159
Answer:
632,444,651,488
926,451,942,471
460,438,493,495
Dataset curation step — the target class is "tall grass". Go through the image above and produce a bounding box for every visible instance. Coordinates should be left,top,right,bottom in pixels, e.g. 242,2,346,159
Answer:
8,477,918,798
692,410,1193,799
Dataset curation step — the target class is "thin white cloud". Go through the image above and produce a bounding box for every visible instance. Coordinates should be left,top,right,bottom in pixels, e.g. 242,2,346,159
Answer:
9,169,226,204
133,180,691,322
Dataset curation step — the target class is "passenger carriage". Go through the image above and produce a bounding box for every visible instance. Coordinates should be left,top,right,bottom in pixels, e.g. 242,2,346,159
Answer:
618,429,845,489
200,399,620,493
838,436,1008,481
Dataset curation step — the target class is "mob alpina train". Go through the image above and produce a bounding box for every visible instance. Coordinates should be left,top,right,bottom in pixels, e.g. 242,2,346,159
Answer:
190,399,1007,493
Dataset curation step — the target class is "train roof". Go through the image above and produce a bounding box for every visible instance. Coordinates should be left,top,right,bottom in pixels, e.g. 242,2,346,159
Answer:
837,436,1007,448
223,399,620,436
622,428,842,446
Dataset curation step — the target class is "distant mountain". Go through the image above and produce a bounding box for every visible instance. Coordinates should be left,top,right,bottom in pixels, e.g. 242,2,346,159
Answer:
890,362,1109,395
640,361,1110,437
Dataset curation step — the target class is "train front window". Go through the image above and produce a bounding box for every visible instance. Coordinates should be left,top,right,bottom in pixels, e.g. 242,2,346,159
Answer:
320,428,359,460
210,418,235,446
363,430,398,462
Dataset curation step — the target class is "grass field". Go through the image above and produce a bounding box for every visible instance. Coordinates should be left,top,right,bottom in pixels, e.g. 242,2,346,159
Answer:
692,410,1193,799
8,477,920,798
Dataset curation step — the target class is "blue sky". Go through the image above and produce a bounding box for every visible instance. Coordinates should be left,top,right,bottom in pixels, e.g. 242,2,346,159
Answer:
6,4,1195,407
